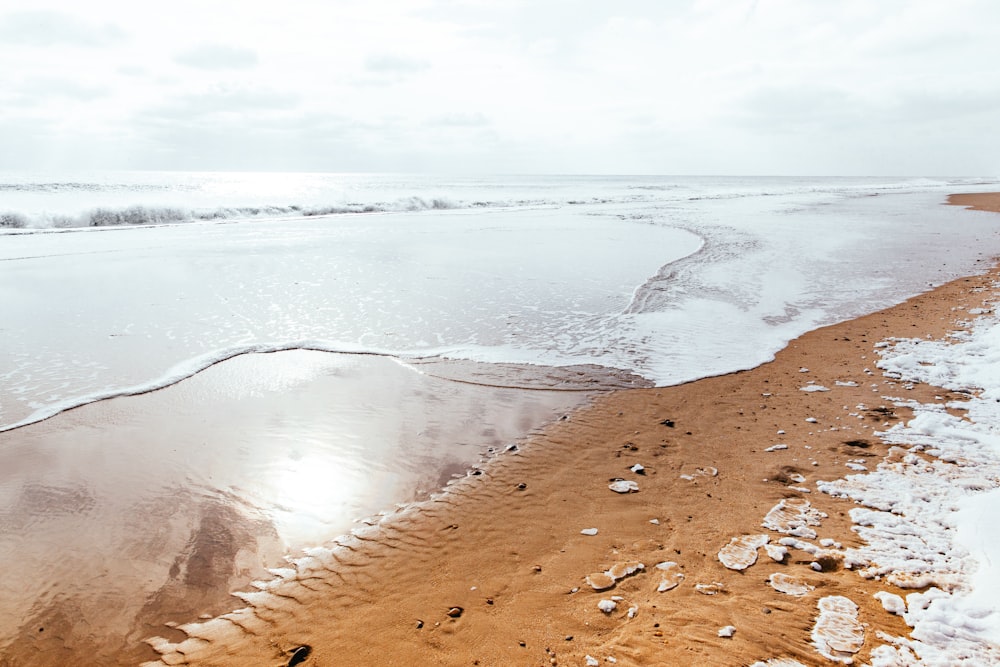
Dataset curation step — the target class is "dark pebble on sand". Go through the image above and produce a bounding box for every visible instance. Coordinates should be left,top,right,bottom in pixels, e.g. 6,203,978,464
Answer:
287,645,312,667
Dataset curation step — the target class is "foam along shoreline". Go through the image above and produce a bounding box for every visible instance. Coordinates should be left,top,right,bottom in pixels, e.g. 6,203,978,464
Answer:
0,341,648,434
143,197,1000,667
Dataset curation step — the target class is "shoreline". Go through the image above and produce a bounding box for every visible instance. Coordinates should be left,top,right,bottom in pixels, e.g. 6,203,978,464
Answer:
142,195,1000,666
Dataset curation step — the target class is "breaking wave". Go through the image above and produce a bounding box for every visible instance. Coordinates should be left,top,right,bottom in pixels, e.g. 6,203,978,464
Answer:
0,197,467,231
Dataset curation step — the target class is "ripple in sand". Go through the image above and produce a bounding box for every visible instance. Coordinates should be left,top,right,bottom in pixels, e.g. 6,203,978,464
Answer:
762,498,826,539
812,595,864,664
768,572,814,597
718,534,769,570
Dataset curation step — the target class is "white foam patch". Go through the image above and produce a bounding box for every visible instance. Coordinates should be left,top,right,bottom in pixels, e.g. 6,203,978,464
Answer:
768,572,814,597
764,544,789,562
654,561,684,592
817,302,1000,663
762,498,826,539
718,534,769,570
587,562,644,591
608,480,639,493
812,595,864,664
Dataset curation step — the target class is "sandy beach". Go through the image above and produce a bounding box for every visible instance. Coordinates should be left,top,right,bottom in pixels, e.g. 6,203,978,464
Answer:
122,195,1000,666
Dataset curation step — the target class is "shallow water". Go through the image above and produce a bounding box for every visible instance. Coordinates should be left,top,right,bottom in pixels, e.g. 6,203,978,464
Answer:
3,174,1000,663
0,350,588,663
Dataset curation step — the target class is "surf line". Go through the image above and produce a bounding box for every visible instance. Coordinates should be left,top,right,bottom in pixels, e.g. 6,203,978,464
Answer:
0,341,636,434
0,341,411,434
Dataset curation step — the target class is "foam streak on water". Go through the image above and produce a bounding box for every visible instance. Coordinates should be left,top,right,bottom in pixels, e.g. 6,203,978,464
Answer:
3,174,1000,431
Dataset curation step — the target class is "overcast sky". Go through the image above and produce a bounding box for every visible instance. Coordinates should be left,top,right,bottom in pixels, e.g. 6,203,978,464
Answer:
2,0,998,175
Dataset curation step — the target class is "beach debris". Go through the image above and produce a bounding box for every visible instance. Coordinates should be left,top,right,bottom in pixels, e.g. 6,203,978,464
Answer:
765,444,789,452
580,528,599,536
800,367,810,373
586,656,599,667
654,561,684,592
695,582,725,595
609,479,639,493
718,625,736,638
836,380,860,387
749,660,808,667
768,572,814,597
660,419,675,427
718,534,769,570
598,599,617,613
447,606,464,618
762,498,826,539
627,605,639,619
649,518,660,525
765,544,789,562
287,645,312,667
630,463,646,475
805,417,819,423
811,596,864,664
586,561,644,591
801,385,830,392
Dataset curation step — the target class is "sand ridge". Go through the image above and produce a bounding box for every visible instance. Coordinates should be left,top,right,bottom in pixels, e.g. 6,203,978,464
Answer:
143,201,1000,665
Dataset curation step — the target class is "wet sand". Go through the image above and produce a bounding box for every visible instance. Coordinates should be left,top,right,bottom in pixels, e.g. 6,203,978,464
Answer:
0,352,588,665
137,196,1000,666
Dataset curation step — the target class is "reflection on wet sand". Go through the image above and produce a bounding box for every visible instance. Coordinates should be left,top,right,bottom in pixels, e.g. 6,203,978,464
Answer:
0,350,589,665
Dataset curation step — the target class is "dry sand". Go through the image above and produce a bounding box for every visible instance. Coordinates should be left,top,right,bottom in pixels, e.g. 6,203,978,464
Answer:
134,194,1000,667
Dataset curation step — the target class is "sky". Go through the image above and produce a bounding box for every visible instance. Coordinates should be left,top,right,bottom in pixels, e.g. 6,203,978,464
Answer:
1,0,999,175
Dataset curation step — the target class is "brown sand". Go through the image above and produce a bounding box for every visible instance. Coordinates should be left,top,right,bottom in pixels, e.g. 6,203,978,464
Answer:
134,194,1000,666
949,192,1000,213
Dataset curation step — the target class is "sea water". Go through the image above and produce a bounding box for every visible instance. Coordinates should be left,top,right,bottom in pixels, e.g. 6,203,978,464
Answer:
2,172,1000,662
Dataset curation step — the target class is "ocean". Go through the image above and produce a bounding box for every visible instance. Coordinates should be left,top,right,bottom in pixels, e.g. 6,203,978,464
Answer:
2,172,1000,662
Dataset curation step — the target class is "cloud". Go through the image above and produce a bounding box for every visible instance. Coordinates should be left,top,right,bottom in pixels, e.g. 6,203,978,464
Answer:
360,54,431,84
728,85,865,133
145,88,299,123
11,77,111,104
425,112,490,128
174,44,259,70
0,10,124,47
